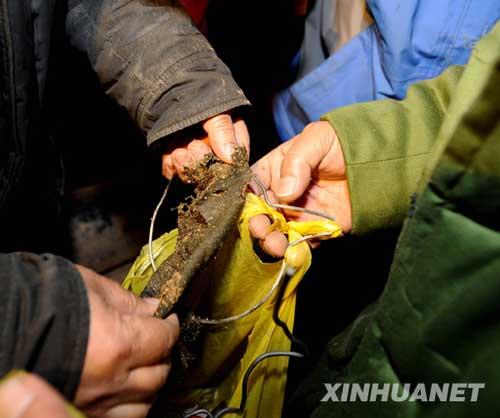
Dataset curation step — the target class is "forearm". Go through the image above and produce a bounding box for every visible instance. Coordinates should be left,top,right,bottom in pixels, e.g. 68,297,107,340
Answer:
66,0,249,145
322,65,464,234
0,253,89,400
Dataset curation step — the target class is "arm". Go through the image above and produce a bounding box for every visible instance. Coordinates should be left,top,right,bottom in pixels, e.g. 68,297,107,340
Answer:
0,254,180,418
65,0,250,146
0,253,89,400
251,65,465,256
323,64,464,234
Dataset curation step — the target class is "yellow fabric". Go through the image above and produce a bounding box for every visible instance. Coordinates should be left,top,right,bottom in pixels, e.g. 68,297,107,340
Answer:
123,193,341,417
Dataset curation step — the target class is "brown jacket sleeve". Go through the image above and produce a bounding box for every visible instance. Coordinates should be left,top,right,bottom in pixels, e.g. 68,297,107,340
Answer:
66,0,250,145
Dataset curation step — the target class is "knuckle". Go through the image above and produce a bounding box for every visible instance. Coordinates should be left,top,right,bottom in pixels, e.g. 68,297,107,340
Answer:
114,340,133,365
113,321,135,364
210,114,232,128
187,140,209,155
302,122,318,134
284,152,309,172
187,140,200,151
125,291,139,311
172,148,188,160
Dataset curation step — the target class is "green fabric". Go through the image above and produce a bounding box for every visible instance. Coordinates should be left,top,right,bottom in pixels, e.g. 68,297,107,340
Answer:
294,22,500,418
322,66,464,234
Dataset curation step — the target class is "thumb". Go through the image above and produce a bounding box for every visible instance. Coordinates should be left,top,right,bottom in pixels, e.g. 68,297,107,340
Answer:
276,151,312,203
276,122,339,203
203,113,238,163
0,372,71,418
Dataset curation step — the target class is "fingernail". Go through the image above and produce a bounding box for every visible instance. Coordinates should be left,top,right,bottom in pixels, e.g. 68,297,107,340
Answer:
165,313,180,334
223,143,236,161
262,237,285,259
0,372,34,418
190,145,210,161
173,149,190,166
277,176,298,198
143,298,160,308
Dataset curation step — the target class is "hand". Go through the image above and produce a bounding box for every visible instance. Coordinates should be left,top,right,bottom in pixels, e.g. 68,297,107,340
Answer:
162,113,250,181
0,372,74,418
250,121,352,258
74,266,180,418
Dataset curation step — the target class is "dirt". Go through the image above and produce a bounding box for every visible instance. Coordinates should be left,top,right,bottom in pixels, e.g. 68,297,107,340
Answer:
141,147,251,319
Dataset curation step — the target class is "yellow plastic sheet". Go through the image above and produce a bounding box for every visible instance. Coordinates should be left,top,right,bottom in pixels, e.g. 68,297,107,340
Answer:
123,193,341,417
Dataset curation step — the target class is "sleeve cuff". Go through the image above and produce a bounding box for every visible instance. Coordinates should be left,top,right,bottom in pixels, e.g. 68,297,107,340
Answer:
321,107,431,235
0,253,90,400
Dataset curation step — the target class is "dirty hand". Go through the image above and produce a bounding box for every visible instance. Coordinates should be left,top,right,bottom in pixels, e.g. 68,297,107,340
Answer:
162,113,250,181
74,266,180,418
250,121,352,258
0,372,75,418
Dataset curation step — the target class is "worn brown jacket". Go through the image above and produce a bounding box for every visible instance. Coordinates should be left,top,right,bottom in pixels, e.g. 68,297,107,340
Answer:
0,0,248,400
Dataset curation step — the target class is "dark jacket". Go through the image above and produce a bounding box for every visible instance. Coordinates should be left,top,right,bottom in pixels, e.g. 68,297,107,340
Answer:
291,22,500,418
0,0,248,400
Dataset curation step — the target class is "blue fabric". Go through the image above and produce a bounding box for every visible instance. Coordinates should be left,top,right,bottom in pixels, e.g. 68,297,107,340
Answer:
274,0,500,141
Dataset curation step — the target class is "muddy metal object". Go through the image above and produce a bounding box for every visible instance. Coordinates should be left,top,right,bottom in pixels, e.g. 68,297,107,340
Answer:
141,148,251,318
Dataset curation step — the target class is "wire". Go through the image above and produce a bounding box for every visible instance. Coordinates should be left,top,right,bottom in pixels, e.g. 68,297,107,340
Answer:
251,174,336,222
146,173,336,331
194,230,330,326
215,351,305,418
183,408,213,418
183,226,317,418
194,260,288,325
148,181,171,272
183,352,305,418
271,267,309,358
149,174,334,418
148,174,336,275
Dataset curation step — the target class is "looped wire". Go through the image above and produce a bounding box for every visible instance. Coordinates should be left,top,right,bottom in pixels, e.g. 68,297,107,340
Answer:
145,175,334,418
147,175,338,326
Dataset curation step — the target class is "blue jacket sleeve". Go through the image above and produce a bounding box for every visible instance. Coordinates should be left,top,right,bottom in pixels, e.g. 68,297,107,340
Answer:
274,0,500,140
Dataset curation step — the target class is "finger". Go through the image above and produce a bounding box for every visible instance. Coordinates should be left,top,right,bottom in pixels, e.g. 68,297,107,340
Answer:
104,403,151,418
0,373,71,418
261,231,288,258
123,297,160,317
249,215,272,240
172,148,193,182
122,364,170,402
203,113,238,163
162,155,175,180
251,157,272,193
234,119,250,157
87,272,159,317
187,139,212,161
276,130,335,203
127,314,180,367
114,286,156,317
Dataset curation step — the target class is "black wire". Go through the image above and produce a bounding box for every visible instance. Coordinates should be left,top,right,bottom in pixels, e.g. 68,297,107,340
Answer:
214,351,305,418
183,272,310,418
183,352,304,418
272,271,310,357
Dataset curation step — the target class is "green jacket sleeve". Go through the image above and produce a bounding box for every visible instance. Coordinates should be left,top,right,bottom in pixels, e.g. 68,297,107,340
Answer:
322,66,464,234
